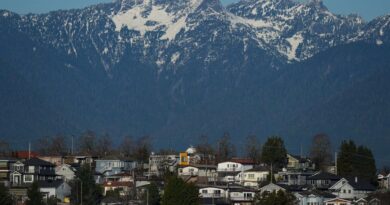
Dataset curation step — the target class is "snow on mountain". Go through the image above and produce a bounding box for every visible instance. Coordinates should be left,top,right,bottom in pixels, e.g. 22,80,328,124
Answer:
1,0,389,75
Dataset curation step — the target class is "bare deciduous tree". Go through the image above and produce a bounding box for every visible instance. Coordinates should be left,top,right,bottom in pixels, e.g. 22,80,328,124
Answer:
216,133,236,162
310,134,332,171
133,136,152,163
0,139,11,157
120,136,134,159
96,133,113,157
78,130,97,156
196,135,215,163
245,135,262,165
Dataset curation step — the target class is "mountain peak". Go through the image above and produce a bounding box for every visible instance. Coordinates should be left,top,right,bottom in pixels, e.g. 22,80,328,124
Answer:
306,0,327,11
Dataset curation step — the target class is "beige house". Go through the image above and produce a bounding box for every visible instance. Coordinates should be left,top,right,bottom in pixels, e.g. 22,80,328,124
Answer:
324,198,351,205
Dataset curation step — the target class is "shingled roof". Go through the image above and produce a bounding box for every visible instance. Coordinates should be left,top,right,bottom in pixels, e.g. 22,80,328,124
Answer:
37,180,65,188
24,157,54,166
345,177,376,191
307,171,340,181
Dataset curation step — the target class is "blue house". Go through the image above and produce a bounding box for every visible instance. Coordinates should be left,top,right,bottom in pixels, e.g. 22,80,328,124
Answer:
95,158,137,176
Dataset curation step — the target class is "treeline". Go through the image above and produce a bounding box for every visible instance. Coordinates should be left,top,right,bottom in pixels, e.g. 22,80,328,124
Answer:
0,131,380,182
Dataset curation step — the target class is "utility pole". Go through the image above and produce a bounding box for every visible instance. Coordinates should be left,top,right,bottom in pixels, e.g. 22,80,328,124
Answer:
270,162,273,184
300,142,303,158
28,141,31,159
335,152,338,175
71,135,74,155
80,180,83,205
146,188,149,205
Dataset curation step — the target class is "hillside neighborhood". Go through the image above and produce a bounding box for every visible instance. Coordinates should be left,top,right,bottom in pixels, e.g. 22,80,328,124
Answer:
0,134,389,205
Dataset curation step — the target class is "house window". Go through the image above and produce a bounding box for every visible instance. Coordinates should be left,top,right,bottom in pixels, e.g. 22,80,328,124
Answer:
202,190,207,194
343,189,346,193
24,175,33,183
348,190,351,193
248,174,255,179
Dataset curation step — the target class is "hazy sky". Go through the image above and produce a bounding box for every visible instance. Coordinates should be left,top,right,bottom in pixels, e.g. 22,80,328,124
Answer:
0,0,389,21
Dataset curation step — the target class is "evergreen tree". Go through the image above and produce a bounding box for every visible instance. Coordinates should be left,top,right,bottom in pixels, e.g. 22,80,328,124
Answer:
261,136,287,168
255,190,295,205
337,140,377,184
0,183,13,205
26,181,44,205
162,176,199,205
143,182,160,205
71,164,102,205
337,140,357,177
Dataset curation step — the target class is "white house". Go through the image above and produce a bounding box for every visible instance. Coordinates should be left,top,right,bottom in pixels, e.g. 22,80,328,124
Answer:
38,180,71,202
178,164,217,178
235,167,269,187
329,177,376,199
148,154,178,177
259,183,286,194
294,191,336,205
324,198,352,205
55,164,76,182
378,173,390,190
199,185,255,204
199,186,227,199
229,187,256,203
217,161,253,182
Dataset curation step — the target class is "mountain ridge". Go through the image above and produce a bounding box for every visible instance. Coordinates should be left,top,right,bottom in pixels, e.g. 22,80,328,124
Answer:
0,0,389,161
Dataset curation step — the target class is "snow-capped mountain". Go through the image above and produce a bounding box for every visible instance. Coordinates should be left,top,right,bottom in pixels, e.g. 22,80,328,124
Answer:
1,0,387,76
1,0,390,158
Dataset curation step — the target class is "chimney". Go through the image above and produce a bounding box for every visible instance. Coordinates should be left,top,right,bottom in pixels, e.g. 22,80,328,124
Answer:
355,177,358,183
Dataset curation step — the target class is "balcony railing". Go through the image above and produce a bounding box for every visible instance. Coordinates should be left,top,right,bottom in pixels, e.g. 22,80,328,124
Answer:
200,193,223,198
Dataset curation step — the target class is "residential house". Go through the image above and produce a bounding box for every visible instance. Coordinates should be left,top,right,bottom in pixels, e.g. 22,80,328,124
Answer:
329,177,376,199
0,158,16,187
259,183,286,194
148,153,178,177
55,164,76,182
294,190,336,205
105,172,134,183
23,157,58,182
38,180,71,202
278,169,315,186
102,181,133,196
228,186,256,205
199,186,227,199
306,171,341,190
39,156,64,166
378,173,390,190
64,155,96,166
235,167,269,188
354,198,368,205
9,160,25,186
287,154,315,171
95,158,137,176
178,164,217,181
199,184,255,204
217,160,254,183
10,158,58,186
324,198,352,205
179,146,202,166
